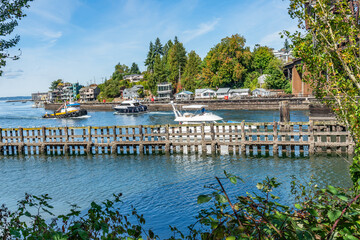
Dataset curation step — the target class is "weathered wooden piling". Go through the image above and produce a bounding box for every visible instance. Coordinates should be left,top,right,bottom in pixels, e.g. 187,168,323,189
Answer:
280,101,290,123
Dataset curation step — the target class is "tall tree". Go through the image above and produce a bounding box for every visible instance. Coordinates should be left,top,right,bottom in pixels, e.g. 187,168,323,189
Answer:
201,34,252,88
144,41,155,72
167,39,187,91
283,39,291,53
130,62,140,74
182,50,202,92
153,37,163,56
0,0,32,75
148,54,167,95
287,0,360,187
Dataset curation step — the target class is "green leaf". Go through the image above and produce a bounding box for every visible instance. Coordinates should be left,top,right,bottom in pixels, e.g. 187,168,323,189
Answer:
327,185,338,195
344,235,359,240
215,194,228,203
336,194,349,201
226,237,236,240
256,183,263,190
197,195,211,204
229,177,237,184
328,210,342,222
295,203,302,210
308,208,318,217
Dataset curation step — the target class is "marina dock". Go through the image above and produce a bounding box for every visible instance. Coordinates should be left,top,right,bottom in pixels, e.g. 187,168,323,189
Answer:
0,121,355,156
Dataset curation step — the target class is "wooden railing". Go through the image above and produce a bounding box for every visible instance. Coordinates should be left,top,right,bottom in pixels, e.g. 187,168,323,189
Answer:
0,121,355,156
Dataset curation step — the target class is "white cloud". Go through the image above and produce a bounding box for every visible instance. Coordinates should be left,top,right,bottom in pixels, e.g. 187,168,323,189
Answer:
182,18,220,43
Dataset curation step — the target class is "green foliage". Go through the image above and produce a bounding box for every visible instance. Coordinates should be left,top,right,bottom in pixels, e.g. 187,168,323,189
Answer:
50,79,63,91
167,38,187,91
130,62,140,74
181,50,202,92
200,34,252,88
2,174,360,239
252,46,274,74
0,193,157,239
286,0,360,188
264,58,288,89
145,41,155,72
243,71,260,90
0,0,32,75
98,63,130,99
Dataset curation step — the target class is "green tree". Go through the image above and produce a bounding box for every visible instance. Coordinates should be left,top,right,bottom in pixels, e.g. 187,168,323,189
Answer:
130,62,140,74
144,41,155,72
49,79,63,91
243,71,261,90
153,37,163,56
181,50,202,92
252,46,274,74
286,0,360,187
0,0,32,75
264,58,288,89
167,39,187,91
201,34,252,88
284,38,291,53
148,54,167,95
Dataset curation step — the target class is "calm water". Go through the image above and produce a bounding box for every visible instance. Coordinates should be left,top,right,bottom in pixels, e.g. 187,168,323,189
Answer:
0,100,353,238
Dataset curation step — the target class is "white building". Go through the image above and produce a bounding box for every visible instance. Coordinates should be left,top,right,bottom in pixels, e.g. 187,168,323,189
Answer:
195,89,216,99
124,74,144,83
175,91,193,100
216,88,230,99
229,89,250,98
252,88,271,97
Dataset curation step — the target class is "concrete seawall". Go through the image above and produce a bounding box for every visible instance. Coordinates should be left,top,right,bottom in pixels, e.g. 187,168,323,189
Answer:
45,97,317,112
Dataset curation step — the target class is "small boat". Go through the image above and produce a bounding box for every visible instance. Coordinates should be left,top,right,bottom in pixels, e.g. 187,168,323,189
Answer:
43,102,87,118
171,102,223,124
113,100,147,114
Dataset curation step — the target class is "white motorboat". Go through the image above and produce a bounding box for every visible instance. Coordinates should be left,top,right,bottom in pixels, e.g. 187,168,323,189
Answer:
113,99,147,114
171,102,223,124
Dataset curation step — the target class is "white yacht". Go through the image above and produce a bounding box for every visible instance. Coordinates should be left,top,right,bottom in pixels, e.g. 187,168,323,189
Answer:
113,99,147,114
171,102,223,124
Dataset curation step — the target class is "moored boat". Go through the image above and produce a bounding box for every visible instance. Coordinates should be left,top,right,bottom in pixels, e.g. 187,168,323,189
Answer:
113,100,147,114
171,102,223,124
43,103,87,118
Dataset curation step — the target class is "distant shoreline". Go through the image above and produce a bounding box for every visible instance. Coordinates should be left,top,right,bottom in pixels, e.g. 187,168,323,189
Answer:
44,97,318,112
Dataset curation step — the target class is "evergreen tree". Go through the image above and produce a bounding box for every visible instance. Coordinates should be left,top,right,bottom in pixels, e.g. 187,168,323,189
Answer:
182,50,202,92
284,39,290,53
130,62,140,74
153,37,163,56
144,41,155,72
167,39,187,92
148,55,167,95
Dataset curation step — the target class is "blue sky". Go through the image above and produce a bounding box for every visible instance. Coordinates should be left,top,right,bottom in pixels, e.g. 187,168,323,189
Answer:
0,0,297,97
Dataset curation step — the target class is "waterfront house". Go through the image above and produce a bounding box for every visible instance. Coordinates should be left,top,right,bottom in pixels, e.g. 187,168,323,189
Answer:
252,88,271,97
60,83,82,101
79,84,100,102
216,88,230,99
229,88,250,98
31,92,48,101
123,85,144,99
175,91,193,101
124,74,144,83
157,82,173,100
194,89,216,99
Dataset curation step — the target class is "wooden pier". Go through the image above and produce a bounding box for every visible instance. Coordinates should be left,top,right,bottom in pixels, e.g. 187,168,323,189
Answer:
0,121,355,156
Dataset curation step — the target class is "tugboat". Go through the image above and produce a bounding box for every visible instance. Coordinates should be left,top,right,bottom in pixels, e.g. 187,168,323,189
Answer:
43,102,88,118
113,99,147,114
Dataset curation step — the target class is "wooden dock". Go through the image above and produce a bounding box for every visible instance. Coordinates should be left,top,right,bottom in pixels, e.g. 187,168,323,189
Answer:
0,121,355,156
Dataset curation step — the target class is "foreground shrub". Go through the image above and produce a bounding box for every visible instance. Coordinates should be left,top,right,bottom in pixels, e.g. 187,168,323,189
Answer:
0,173,359,239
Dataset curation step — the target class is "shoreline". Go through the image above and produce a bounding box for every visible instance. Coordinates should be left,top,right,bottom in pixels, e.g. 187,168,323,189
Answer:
44,97,318,112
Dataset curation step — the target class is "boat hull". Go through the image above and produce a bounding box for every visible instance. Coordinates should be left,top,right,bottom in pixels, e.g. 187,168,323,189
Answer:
113,105,147,114
43,109,88,119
